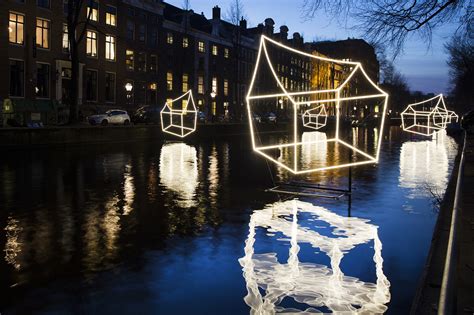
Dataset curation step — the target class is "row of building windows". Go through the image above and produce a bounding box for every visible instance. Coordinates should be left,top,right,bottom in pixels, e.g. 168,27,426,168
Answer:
8,58,229,101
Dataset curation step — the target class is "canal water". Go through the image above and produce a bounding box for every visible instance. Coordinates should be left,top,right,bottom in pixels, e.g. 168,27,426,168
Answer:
0,127,458,314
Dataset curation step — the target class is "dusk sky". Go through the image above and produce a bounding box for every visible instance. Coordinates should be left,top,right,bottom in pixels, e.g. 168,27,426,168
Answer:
168,0,457,94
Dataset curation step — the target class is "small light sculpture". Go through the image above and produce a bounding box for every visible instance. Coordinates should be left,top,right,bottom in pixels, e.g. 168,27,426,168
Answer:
246,35,389,174
160,90,197,138
239,199,391,313
401,94,457,136
302,104,327,130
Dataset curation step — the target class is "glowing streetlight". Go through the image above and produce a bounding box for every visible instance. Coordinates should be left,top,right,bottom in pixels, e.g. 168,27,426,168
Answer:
210,91,216,99
124,82,133,92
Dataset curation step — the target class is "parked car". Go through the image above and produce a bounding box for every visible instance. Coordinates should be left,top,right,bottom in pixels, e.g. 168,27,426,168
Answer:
461,110,474,134
198,111,207,123
252,114,262,123
88,110,131,126
265,112,277,123
131,106,161,124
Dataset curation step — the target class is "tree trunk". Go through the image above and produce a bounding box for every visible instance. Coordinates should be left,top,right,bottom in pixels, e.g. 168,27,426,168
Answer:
69,42,79,124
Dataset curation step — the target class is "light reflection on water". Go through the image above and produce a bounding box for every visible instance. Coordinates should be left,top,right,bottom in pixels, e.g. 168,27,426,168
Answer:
240,199,390,314
0,127,459,314
159,142,199,208
399,131,458,199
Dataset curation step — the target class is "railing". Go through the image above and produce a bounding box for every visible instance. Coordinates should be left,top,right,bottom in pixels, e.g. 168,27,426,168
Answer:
437,131,467,314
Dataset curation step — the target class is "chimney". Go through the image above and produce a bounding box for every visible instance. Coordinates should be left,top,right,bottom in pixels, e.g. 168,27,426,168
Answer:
280,25,288,40
239,18,247,29
264,18,275,34
212,5,220,20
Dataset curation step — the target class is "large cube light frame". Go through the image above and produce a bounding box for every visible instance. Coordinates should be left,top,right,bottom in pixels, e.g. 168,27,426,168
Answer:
246,35,389,174
160,90,197,138
401,94,457,136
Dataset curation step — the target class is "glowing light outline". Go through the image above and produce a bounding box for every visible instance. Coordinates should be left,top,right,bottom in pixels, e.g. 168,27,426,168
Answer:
302,104,327,130
401,94,458,136
160,90,198,138
246,35,389,174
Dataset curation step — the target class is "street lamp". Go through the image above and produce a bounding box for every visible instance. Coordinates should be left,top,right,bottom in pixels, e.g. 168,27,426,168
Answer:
210,91,216,99
125,82,133,93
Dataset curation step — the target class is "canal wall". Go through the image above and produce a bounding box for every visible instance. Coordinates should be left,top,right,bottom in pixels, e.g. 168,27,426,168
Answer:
410,133,469,314
0,123,290,148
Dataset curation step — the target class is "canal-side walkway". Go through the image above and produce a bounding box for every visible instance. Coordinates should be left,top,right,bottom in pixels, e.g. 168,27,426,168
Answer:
457,133,474,313
411,133,474,314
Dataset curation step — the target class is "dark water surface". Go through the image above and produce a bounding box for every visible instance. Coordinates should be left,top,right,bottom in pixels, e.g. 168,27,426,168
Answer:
0,127,458,314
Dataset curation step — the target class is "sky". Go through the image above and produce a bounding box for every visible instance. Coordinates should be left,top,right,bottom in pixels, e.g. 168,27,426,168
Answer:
167,0,456,94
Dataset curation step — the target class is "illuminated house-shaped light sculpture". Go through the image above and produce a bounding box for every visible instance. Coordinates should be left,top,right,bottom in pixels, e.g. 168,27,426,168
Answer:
247,35,388,174
160,90,197,138
302,104,327,130
239,199,391,313
401,94,457,136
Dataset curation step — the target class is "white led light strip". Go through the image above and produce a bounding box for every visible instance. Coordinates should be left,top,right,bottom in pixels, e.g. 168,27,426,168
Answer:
160,90,198,138
246,35,389,173
401,94,458,137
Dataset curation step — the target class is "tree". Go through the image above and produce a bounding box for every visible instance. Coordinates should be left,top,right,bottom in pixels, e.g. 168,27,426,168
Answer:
445,34,474,113
225,0,246,25
66,0,93,123
301,0,472,56
182,0,191,11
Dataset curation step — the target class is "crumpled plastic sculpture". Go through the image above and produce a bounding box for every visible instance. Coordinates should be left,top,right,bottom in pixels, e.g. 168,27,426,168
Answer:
239,199,391,314
160,90,197,138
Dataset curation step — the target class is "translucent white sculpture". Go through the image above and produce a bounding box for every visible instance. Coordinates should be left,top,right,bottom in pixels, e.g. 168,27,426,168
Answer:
302,104,327,130
401,94,457,136
239,199,391,313
160,90,197,138
246,35,389,174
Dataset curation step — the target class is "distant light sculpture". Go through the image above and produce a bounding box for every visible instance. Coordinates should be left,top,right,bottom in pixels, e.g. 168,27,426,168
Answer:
246,35,389,174
401,94,457,136
302,104,327,130
160,90,197,138
239,199,391,313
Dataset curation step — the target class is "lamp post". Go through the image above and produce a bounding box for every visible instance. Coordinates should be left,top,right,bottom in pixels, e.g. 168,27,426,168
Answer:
125,82,133,106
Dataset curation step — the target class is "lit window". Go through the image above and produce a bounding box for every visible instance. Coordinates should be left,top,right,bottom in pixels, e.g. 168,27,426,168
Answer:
212,77,217,95
224,79,228,96
224,48,229,58
62,24,69,52
126,50,134,71
182,73,188,92
36,63,50,98
183,37,188,48
87,0,98,22
105,35,115,61
9,59,24,97
9,12,24,45
106,5,116,26
167,32,173,44
86,30,97,57
198,41,205,52
167,72,173,91
212,101,216,115
105,72,116,102
182,99,188,110
212,45,218,56
35,18,50,49
198,76,204,94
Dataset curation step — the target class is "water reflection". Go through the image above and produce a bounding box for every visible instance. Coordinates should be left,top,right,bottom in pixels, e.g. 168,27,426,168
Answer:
159,142,199,208
4,216,22,271
399,131,458,198
239,199,390,314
